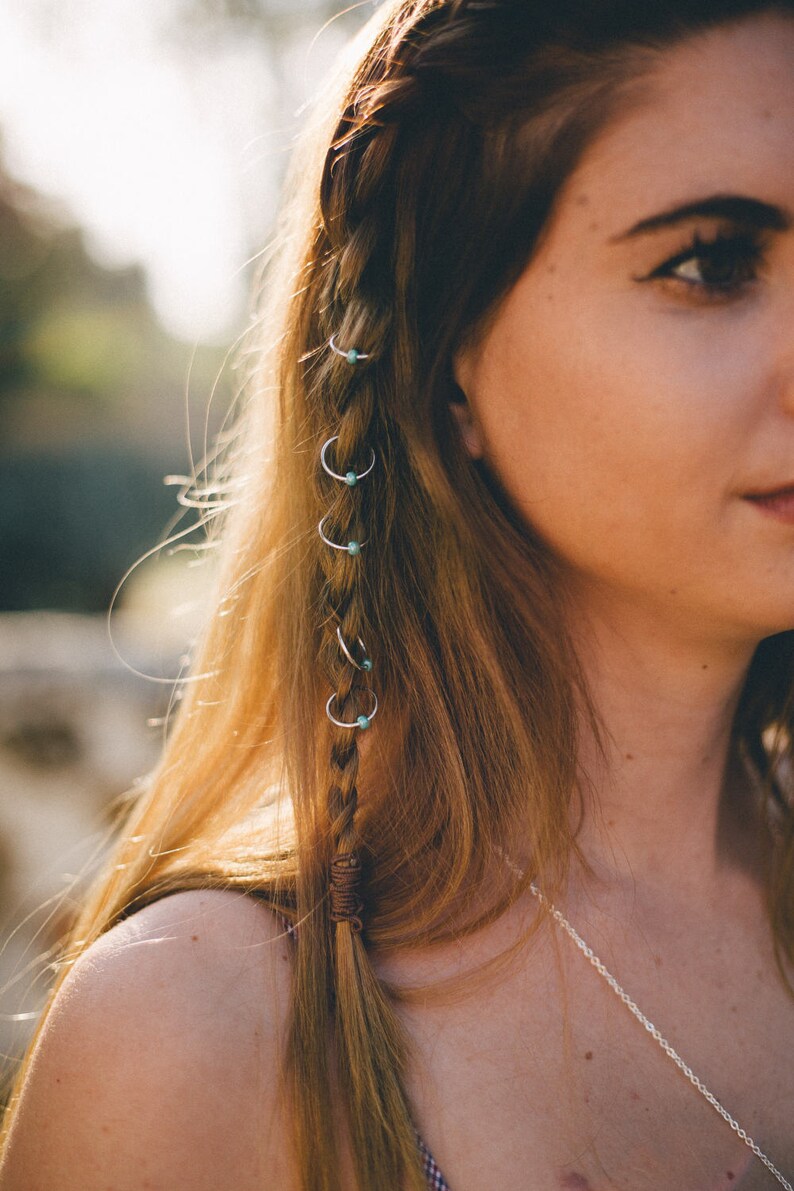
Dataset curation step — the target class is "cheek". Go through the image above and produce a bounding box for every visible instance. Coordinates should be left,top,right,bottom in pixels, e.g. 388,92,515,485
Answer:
470,285,758,578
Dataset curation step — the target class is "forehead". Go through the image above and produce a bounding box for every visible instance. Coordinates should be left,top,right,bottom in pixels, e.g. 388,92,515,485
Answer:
552,11,794,230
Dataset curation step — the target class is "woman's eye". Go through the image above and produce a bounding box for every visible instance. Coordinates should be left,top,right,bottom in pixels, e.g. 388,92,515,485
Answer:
640,230,765,301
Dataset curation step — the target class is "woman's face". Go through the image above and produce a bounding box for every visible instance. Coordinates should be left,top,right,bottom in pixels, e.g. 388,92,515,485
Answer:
454,12,794,645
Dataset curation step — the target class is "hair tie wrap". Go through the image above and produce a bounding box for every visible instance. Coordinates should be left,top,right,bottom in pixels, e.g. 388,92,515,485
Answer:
329,852,365,932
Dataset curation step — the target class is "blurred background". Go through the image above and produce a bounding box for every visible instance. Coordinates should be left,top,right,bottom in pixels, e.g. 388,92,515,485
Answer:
0,0,375,1089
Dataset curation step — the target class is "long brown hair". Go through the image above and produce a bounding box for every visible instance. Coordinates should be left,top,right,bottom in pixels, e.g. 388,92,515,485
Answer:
5,2,794,1188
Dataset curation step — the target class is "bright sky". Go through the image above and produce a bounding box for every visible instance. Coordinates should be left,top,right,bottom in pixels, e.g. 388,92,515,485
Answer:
0,0,357,342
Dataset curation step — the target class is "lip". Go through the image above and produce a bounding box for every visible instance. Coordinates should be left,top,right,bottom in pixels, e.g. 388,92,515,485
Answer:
744,482,794,499
743,485,794,523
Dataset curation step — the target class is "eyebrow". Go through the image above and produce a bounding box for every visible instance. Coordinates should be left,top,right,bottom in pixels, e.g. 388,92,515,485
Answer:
611,194,791,242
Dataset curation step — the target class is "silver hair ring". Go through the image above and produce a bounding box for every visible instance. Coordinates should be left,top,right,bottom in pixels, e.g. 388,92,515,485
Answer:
320,435,376,487
337,626,373,672
326,689,378,730
318,514,368,555
329,334,370,365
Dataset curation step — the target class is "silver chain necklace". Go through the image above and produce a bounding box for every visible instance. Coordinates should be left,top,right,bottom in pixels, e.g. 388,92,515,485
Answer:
519,877,792,1189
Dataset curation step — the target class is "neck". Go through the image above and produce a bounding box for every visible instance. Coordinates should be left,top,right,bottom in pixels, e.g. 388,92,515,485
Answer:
566,598,769,905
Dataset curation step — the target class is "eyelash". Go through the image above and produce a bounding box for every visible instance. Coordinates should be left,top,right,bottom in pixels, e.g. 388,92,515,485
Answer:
640,229,766,302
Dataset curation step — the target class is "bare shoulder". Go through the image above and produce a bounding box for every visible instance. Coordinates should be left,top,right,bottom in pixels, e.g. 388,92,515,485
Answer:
0,889,299,1191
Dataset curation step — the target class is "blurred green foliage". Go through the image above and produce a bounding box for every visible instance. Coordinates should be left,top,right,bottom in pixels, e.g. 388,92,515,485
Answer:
0,153,233,613
26,304,143,399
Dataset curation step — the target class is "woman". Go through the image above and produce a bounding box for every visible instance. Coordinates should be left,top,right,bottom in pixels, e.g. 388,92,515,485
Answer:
1,0,793,1187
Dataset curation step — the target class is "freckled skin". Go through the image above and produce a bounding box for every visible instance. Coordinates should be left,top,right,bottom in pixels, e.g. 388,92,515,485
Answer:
454,13,794,645
560,1158,740,1190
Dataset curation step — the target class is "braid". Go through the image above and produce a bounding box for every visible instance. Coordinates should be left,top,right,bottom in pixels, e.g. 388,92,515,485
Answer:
289,10,528,1185
285,7,512,1177
318,359,376,892
292,388,428,1185
289,62,425,1181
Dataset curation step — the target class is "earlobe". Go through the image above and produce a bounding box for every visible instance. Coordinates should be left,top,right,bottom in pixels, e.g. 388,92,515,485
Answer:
451,346,485,461
448,398,485,460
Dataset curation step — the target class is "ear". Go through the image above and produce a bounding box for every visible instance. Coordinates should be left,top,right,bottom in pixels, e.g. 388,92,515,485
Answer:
450,350,485,460
448,398,485,460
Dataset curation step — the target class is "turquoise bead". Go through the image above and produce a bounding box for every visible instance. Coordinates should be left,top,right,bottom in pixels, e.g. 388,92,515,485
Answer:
346,348,360,364
347,541,361,555
362,658,373,672
345,471,358,486
357,714,371,730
